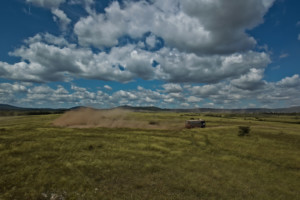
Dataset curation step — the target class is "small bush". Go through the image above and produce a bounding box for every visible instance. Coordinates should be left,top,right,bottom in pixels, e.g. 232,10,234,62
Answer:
0,128,7,132
88,145,94,150
149,121,159,125
238,126,250,136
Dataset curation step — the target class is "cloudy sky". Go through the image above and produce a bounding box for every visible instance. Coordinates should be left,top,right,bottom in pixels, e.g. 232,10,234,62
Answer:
0,0,299,109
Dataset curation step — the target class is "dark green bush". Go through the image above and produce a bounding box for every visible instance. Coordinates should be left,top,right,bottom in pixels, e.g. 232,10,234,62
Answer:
238,126,250,136
149,121,159,125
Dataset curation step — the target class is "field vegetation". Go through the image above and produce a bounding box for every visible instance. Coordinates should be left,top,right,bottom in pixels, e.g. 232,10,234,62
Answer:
0,110,299,199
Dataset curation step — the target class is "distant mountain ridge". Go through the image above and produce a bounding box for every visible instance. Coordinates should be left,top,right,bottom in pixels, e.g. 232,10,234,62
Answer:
1,104,300,113
117,105,300,113
0,104,28,110
0,104,66,111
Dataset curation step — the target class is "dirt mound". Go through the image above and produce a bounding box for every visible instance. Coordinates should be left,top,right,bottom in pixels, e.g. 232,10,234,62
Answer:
53,107,155,129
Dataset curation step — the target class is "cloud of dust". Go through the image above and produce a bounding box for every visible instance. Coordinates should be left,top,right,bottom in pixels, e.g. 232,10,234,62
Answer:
53,107,159,129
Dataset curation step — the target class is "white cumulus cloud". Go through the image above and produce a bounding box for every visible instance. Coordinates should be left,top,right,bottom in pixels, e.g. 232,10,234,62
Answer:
26,0,66,8
74,0,274,54
104,85,112,90
51,8,71,31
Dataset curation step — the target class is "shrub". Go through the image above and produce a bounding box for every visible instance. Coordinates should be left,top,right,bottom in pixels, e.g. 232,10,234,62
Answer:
149,121,159,125
238,126,250,136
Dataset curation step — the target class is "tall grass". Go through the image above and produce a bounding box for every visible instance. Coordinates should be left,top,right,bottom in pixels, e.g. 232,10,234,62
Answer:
0,113,299,199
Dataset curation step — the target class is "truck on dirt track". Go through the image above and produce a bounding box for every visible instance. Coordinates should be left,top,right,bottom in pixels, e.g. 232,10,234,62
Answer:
185,119,206,128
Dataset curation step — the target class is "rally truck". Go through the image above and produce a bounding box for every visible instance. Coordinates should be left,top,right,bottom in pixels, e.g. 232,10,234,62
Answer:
185,119,206,128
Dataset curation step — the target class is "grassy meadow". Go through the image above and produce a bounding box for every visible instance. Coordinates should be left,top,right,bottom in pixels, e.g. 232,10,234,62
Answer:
0,111,299,199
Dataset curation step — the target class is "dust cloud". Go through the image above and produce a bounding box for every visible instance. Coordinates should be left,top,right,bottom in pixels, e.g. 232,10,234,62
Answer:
53,107,161,129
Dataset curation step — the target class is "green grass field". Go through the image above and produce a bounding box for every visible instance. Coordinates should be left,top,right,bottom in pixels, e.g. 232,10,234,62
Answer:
0,111,299,199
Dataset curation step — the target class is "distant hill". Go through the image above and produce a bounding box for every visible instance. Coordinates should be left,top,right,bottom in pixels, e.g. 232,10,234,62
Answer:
0,104,67,111
0,104,67,116
272,106,300,113
1,104,300,113
0,104,28,110
117,105,300,113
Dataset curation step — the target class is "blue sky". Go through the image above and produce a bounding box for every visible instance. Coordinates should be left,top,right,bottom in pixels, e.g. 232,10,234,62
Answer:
0,0,299,109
